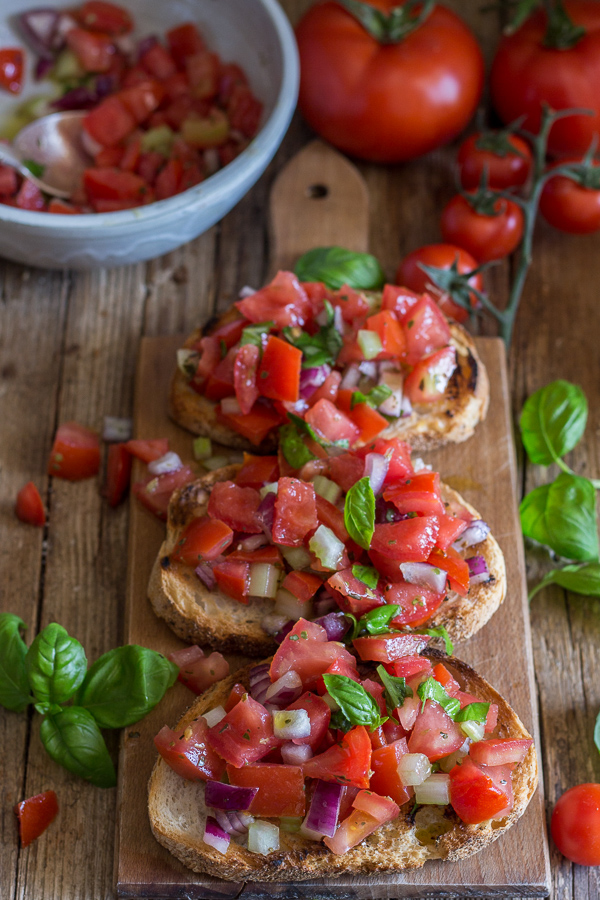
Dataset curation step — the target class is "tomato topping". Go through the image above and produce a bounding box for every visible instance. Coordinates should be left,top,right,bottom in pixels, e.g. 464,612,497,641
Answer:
224,683,246,712
281,570,323,602
335,390,390,444
132,466,196,519
0,48,24,94
469,738,533,767
235,271,313,329
404,346,458,405
324,809,380,855
48,422,101,480
355,438,414,483
407,699,464,762
15,482,46,527
386,656,433,679
303,726,372,789
14,791,59,847
270,618,356,688
272,477,318,547
233,343,260,415
103,442,132,507
327,568,385,617
286,691,331,750
328,453,366,492
329,284,370,321
155,717,226,782
167,22,205,58
235,454,279,488
449,757,513,824
435,511,468,551
207,694,279,767
168,645,229,694
207,481,263,534
353,633,430,663
366,310,406,359
381,284,421,319
427,547,470,596
212,559,250,604
84,95,137,147
370,517,440,562
257,336,302,403
227,763,306,817
66,28,117,73
123,438,169,463
227,545,283,566
383,471,443,514
353,787,402,824
215,401,283,446
385,583,445,628
171,516,233,565
432,663,460,696
305,398,360,445
77,1,134,34
401,295,451,366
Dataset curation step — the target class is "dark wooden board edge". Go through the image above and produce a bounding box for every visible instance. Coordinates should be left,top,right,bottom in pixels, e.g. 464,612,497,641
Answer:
114,335,551,899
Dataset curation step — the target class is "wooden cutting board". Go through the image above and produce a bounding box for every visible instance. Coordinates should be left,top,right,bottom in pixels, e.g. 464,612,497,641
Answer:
115,141,551,899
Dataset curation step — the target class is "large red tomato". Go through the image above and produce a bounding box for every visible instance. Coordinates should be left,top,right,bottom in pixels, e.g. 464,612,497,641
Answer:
295,0,484,163
551,783,600,866
490,0,600,157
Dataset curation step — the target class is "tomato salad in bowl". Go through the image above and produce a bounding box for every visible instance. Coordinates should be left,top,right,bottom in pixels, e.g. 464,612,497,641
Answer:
148,437,506,656
148,628,537,880
169,271,489,454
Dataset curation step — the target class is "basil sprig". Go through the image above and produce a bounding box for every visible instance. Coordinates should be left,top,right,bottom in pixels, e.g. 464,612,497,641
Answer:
520,473,598,562
520,380,588,468
417,677,461,718
347,604,400,640
376,664,412,715
529,562,600,601
240,320,274,347
351,384,393,410
283,301,343,368
455,702,490,724
352,564,379,589
323,674,386,730
0,614,177,787
294,246,385,291
344,477,375,550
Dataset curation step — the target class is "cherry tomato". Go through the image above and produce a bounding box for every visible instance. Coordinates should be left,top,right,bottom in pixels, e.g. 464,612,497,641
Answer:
396,243,482,323
539,158,600,234
457,131,533,190
15,482,46,527
0,48,24,95
295,0,484,163
490,0,600,157
551,783,600,865
440,193,524,262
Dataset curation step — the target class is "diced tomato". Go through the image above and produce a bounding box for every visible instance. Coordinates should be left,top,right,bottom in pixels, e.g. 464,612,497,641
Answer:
140,43,178,80
469,738,533,767
432,663,460,696
0,48,24,94
132,466,196,520
16,179,46,211
84,167,147,202
186,51,219,99
270,618,355,688
366,309,406,359
286,691,331,750
330,284,370,322
381,284,421,318
0,164,18,195
353,787,402,824
383,471,444,517
66,28,115,73
257,336,302,404
449,757,513,824
303,726,372,789
272,477,317,547
123,438,168,463
224,682,246,712
136,150,164,183
154,717,225,781
316,654,360,695
95,146,124,167
207,694,279,767
356,437,414,483
235,454,279,489
401,295,451,366
155,157,184,200
119,80,165,124
353,633,430,663
435,511,468,551
306,370,341,407
335,390,389,444
227,544,283,566
305,398,360,445
227,763,305,816
281,570,323,602
370,739,413,806
227,83,263,137
209,315,247,349
218,63,249,104
103,442,132,506
328,452,365,492
386,656,433,679
118,135,142,172
370,517,440,562
15,482,46,527
84,95,136,147
382,716,407,743
167,22,205,58
315,494,348,543
327,568,385,617
47,199,81,214
204,347,236,401
324,808,379,855
207,480,263,534
427,547,470,596
48,422,100,480
404,346,458,404
14,791,58,847
235,271,313,329
77,1,134,34
385,582,445,628
171,516,233,565
408,699,464,762
168,645,229,693
361,678,386,715
233,343,260,415
216,400,283,446
212,558,250,603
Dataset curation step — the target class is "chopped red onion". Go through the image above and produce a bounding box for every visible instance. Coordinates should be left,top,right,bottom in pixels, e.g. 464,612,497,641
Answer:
51,86,99,111
363,452,389,495
237,533,269,552
94,73,119,100
312,611,350,642
148,452,183,476
34,57,54,80
265,670,303,707
274,621,294,645
467,555,491,584
312,592,338,618
249,663,271,704
452,520,491,551
102,416,132,442
212,808,253,837
203,816,231,854
303,779,343,838
281,742,313,765
195,563,216,590
400,561,447,593
17,8,60,58
340,364,361,390
205,781,258,811
299,365,331,399
52,12,77,48
257,492,276,539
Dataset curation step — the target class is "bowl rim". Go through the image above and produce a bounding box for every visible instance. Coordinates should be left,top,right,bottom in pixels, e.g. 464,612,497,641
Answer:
0,0,299,231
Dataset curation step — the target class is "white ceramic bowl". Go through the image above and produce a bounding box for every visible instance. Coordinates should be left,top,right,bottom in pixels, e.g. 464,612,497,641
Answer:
0,0,298,269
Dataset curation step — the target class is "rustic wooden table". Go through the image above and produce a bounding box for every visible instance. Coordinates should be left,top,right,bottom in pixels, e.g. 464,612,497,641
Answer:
1,2,599,898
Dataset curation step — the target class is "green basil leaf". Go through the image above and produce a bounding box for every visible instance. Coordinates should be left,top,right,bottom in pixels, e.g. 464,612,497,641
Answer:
529,562,600,601
344,477,375,550
520,473,599,561
23,159,45,178
26,623,87,705
40,706,116,788
520,380,587,466
594,708,600,756
76,645,178,729
351,384,393,410
283,301,343,369
294,246,385,291
376,664,412,715
278,423,318,469
355,604,400,638
240,320,274,347
0,613,31,712
329,709,354,733
455,702,490,724
417,677,461,718
351,564,379,589
323,674,385,730
417,625,454,656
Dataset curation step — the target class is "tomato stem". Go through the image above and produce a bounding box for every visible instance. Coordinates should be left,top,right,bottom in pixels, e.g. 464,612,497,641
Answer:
542,0,586,49
336,0,435,43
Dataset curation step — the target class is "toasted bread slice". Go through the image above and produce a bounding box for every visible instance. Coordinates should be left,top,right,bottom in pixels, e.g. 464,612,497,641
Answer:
168,305,489,454
148,653,537,882
148,468,506,656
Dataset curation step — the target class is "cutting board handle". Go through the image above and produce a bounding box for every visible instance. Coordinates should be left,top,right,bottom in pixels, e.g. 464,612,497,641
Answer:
268,139,369,276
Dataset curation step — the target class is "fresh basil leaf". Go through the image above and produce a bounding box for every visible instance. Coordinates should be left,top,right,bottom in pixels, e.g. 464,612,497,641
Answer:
40,706,116,788
278,423,317,469
376,664,412,714
520,473,599,561
595,708,600,757
34,701,63,717
76,645,178,729
294,246,385,291
455,702,490,724
520,380,587,466
351,384,393,410
329,709,354,733
23,159,45,178
288,412,349,451
25,623,87,705
240,320,273,347
283,302,343,369
417,677,461,718
354,604,400,639
352,564,379,589
344,477,375,550
0,613,31,712
529,562,600,601
323,674,385,730
417,625,454,656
